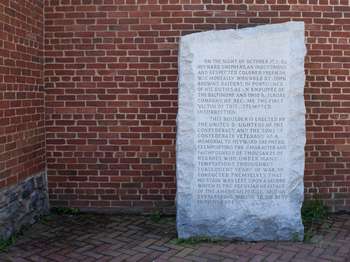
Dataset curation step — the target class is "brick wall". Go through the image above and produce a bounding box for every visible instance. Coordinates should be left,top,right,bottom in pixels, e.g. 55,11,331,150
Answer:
0,0,47,239
0,0,45,191
44,1,350,213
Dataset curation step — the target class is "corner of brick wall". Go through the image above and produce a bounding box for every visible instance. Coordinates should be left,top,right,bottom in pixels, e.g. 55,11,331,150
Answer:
44,2,350,213
0,0,47,238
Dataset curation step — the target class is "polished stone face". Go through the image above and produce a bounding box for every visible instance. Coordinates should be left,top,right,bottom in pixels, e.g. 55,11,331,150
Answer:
176,22,306,241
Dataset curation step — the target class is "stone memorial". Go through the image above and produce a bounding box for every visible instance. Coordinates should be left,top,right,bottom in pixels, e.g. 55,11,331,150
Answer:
176,22,306,241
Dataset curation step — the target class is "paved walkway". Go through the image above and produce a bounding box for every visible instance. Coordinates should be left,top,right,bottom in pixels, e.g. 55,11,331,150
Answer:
0,213,349,262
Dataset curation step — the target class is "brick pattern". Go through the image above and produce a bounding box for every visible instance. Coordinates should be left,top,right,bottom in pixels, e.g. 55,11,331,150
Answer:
0,0,45,188
1,214,350,261
44,1,350,212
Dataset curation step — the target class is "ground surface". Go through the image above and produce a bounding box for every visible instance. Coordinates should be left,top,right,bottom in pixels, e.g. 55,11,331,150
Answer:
0,213,349,262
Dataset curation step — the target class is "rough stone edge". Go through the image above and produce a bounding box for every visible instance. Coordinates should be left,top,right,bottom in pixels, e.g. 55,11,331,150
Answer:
287,21,307,241
176,30,196,238
0,171,49,240
176,22,307,240
179,21,303,44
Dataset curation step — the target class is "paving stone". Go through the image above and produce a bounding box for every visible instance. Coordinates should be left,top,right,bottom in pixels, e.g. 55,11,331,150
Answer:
0,214,348,261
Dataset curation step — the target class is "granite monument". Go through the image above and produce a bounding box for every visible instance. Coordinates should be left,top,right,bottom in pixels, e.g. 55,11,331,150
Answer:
176,22,306,241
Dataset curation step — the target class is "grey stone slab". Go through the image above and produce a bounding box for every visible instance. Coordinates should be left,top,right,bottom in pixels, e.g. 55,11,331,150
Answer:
0,172,49,240
176,22,306,241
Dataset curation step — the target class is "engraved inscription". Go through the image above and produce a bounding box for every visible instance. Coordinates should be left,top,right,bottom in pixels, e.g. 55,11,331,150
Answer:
195,58,289,205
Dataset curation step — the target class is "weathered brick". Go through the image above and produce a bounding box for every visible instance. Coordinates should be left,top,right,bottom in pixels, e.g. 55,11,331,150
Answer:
3,1,347,213
0,0,45,189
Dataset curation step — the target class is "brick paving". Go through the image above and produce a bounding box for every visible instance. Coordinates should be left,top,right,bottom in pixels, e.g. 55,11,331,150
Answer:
0,213,349,262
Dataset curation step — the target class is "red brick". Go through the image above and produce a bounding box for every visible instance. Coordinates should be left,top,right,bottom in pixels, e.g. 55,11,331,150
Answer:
1,1,336,212
0,0,45,189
